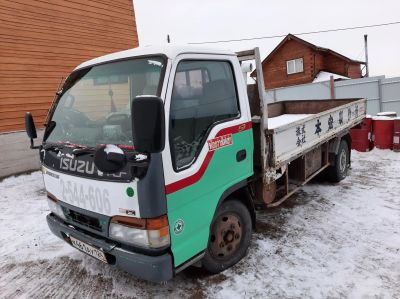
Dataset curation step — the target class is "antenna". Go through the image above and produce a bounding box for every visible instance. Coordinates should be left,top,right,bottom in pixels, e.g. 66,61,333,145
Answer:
167,34,171,43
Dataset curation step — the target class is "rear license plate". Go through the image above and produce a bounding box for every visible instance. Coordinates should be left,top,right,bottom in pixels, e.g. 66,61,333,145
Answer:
70,236,108,263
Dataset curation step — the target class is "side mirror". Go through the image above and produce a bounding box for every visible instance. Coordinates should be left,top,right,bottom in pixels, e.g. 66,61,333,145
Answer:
25,112,39,149
131,96,165,153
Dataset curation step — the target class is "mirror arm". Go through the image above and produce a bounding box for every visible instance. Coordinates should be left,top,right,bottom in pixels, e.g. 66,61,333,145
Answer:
129,160,149,168
30,138,40,149
106,152,126,163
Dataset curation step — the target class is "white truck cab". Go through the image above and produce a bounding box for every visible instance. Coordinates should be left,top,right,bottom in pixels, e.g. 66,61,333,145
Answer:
25,45,366,282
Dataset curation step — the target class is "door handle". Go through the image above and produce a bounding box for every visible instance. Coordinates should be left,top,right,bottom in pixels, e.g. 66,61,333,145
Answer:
236,149,246,162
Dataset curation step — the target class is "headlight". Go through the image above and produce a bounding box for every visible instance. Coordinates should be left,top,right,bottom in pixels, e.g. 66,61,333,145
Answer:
109,215,170,248
47,193,66,220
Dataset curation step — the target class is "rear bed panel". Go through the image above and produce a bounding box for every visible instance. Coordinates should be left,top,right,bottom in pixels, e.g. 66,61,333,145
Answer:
268,99,366,168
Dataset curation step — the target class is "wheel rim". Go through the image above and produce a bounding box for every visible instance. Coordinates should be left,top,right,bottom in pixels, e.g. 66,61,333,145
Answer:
339,148,347,173
209,212,242,260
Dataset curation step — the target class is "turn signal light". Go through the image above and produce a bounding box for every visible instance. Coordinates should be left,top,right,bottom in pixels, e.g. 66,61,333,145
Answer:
109,215,170,248
111,215,168,230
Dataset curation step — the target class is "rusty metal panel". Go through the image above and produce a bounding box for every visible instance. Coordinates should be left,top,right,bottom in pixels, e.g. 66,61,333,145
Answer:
305,147,322,177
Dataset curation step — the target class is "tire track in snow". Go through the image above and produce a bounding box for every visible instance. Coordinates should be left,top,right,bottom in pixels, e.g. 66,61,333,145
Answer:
201,150,400,298
0,257,114,299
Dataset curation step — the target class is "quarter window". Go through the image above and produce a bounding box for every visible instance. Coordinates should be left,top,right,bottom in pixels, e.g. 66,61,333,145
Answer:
170,60,239,170
287,58,304,74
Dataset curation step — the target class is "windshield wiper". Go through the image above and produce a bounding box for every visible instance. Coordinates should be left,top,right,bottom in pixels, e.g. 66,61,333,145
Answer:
72,147,95,156
43,142,94,156
43,143,65,152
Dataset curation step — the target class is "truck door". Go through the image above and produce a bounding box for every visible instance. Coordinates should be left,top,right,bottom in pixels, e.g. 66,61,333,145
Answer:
162,55,254,267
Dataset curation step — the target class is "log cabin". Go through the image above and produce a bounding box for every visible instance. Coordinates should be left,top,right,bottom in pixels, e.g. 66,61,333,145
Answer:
251,34,365,89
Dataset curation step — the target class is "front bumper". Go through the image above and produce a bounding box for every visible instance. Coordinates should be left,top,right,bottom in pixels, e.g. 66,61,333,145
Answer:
47,213,174,283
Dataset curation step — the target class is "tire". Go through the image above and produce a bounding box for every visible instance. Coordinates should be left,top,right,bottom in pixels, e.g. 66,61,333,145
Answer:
327,140,350,182
202,200,252,274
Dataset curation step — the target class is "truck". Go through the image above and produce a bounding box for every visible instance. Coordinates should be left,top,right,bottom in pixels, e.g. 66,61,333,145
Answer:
25,45,366,283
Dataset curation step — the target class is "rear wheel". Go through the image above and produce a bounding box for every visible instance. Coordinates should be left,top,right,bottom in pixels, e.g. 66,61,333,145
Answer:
327,140,350,182
202,200,252,274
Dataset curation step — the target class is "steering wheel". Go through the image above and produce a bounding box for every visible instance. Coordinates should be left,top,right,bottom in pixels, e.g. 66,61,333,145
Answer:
61,107,90,124
105,112,132,142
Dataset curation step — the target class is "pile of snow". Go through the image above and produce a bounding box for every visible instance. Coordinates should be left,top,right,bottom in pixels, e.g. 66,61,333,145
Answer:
313,71,349,83
0,149,399,298
268,114,312,129
376,111,397,117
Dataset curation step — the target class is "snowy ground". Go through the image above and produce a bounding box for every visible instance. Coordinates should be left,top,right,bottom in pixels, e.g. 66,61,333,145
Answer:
0,149,399,298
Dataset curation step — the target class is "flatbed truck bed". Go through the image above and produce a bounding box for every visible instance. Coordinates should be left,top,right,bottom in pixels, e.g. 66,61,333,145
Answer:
239,49,366,206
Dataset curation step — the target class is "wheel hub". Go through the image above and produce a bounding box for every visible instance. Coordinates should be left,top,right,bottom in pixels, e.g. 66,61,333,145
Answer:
210,213,242,260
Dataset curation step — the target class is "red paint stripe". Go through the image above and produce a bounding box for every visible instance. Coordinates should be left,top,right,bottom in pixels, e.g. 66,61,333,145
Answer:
165,122,252,195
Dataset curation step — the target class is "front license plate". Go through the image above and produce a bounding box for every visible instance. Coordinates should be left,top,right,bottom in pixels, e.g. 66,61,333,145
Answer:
70,236,108,263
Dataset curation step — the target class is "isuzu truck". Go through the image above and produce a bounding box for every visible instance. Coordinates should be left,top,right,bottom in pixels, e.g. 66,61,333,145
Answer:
25,46,366,282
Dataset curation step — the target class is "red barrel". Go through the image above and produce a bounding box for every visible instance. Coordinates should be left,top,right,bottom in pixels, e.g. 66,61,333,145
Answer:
350,128,371,152
373,116,395,149
360,116,373,131
393,118,400,152
362,116,374,150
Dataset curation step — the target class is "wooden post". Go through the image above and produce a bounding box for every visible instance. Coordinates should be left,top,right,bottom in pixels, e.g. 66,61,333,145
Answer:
330,75,336,99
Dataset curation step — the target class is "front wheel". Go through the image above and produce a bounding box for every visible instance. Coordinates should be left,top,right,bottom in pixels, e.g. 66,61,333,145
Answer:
202,200,252,274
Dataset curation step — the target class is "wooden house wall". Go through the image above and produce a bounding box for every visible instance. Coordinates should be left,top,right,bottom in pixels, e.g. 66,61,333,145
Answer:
0,0,138,132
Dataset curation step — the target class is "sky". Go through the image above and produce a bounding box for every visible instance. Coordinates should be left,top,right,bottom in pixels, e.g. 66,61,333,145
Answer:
133,0,400,77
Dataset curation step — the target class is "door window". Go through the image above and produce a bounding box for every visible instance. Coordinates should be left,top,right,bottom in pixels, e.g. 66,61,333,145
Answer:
169,60,239,170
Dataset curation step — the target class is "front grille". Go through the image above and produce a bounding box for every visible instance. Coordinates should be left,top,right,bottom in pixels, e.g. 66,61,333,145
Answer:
63,208,104,232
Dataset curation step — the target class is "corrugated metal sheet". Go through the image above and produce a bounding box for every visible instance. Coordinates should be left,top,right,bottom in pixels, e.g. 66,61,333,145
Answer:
265,75,400,115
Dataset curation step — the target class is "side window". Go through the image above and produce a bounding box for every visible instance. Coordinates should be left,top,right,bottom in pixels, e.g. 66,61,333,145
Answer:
170,60,239,170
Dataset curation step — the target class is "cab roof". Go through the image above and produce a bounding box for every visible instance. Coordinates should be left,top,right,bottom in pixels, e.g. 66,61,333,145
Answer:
75,45,236,70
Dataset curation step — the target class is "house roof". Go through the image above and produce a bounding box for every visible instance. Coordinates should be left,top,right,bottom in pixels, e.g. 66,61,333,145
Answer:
251,34,365,77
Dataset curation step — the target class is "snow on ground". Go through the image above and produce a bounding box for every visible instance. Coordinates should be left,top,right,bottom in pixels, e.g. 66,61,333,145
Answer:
0,149,399,298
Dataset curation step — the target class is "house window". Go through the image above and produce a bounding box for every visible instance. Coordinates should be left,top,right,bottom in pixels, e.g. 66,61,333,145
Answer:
286,58,304,74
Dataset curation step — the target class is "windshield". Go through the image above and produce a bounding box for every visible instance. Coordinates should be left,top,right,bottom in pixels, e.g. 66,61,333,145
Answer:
45,56,166,148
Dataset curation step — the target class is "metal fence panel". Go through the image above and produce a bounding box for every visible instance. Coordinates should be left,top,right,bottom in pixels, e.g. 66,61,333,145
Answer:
381,78,400,113
266,81,331,101
265,75,400,116
335,78,382,115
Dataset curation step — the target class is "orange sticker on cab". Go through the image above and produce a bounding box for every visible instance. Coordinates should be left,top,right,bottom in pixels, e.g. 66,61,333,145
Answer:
208,134,233,151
